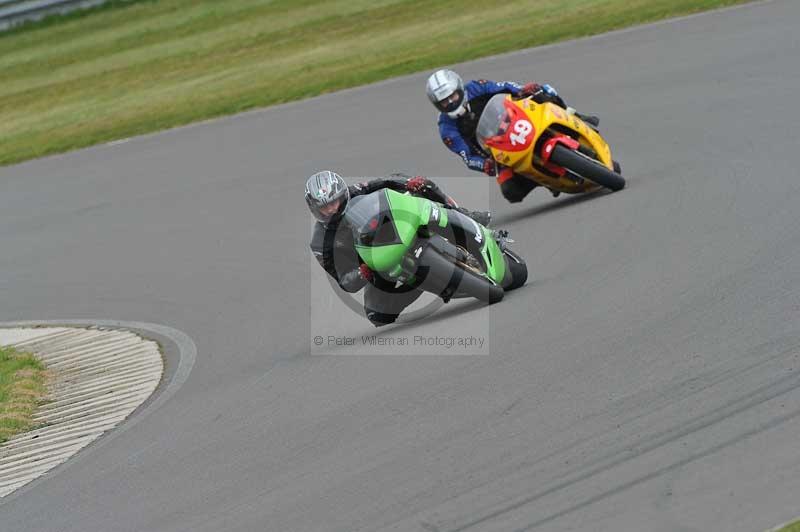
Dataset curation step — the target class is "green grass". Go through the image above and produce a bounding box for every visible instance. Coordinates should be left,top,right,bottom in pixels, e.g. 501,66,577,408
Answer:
0,0,754,166
775,521,800,532
0,347,47,443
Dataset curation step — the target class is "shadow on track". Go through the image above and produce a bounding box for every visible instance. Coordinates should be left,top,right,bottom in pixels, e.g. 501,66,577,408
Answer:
292,272,542,359
364,281,537,338
492,189,611,227
379,299,487,336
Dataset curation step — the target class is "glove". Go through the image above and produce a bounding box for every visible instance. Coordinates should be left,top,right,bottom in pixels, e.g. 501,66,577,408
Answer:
358,264,374,282
406,176,432,193
520,82,541,96
482,158,497,177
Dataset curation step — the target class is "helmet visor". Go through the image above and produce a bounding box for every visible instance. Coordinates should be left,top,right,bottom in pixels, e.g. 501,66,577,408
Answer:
309,195,348,224
318,198,343,219
435,89,464,113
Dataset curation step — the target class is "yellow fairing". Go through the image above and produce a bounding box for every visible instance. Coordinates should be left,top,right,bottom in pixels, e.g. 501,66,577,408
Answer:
487,96,614,194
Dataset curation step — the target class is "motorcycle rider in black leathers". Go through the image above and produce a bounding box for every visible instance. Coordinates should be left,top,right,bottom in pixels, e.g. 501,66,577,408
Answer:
306,170,491,327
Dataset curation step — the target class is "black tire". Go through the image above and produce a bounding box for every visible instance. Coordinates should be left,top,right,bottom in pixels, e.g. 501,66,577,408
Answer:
417,244,504,304
503,248,528,290
550,144,626,191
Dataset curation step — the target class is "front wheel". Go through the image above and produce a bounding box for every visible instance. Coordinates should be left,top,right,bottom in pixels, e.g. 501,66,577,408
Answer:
550,145,626,191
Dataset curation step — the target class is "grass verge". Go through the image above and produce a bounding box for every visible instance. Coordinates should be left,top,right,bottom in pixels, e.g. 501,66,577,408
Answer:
0,347,48,444
774,521,800,532
0,0,754,166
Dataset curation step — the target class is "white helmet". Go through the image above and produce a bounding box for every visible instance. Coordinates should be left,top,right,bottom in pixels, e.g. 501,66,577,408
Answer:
426,69,468,118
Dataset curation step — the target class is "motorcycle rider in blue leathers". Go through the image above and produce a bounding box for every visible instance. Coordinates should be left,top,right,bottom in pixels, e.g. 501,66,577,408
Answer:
426,69,599,203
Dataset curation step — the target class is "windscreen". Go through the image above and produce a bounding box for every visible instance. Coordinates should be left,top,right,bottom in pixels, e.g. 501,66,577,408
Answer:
476,94,513,153
345,192,398,247
344,193,380,235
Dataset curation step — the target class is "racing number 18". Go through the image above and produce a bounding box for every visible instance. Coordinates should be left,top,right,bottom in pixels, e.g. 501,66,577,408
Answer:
509,119,533,146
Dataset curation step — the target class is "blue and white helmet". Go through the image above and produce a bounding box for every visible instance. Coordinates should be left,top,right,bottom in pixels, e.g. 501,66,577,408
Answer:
305,170,350,224
426,69,468,118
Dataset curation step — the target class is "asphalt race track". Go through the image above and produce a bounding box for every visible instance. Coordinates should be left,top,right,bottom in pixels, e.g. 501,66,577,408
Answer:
1,1,799,530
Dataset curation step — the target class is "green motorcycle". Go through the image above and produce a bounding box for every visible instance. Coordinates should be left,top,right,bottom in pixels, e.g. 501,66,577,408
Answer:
345,189,527,304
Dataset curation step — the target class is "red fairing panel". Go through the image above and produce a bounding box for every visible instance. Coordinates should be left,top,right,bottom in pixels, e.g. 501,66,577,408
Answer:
484,99,537,153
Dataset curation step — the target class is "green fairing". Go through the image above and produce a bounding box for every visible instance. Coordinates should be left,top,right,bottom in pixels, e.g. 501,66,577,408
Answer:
386,189,430,243
354,190,507,287
354,190,429,272
356,242,406,273
480,227,506,283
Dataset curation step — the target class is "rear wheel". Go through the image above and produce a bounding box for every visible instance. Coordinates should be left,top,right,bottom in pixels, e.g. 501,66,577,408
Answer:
550,144,626,191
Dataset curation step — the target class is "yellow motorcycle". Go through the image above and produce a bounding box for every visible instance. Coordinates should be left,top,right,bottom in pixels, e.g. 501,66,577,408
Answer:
476,94,625,194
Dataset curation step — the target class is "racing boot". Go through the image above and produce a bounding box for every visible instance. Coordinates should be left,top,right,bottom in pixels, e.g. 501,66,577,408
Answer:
567,107,600,129
576,112,600,128
456,207,491,227
492,229,515,251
